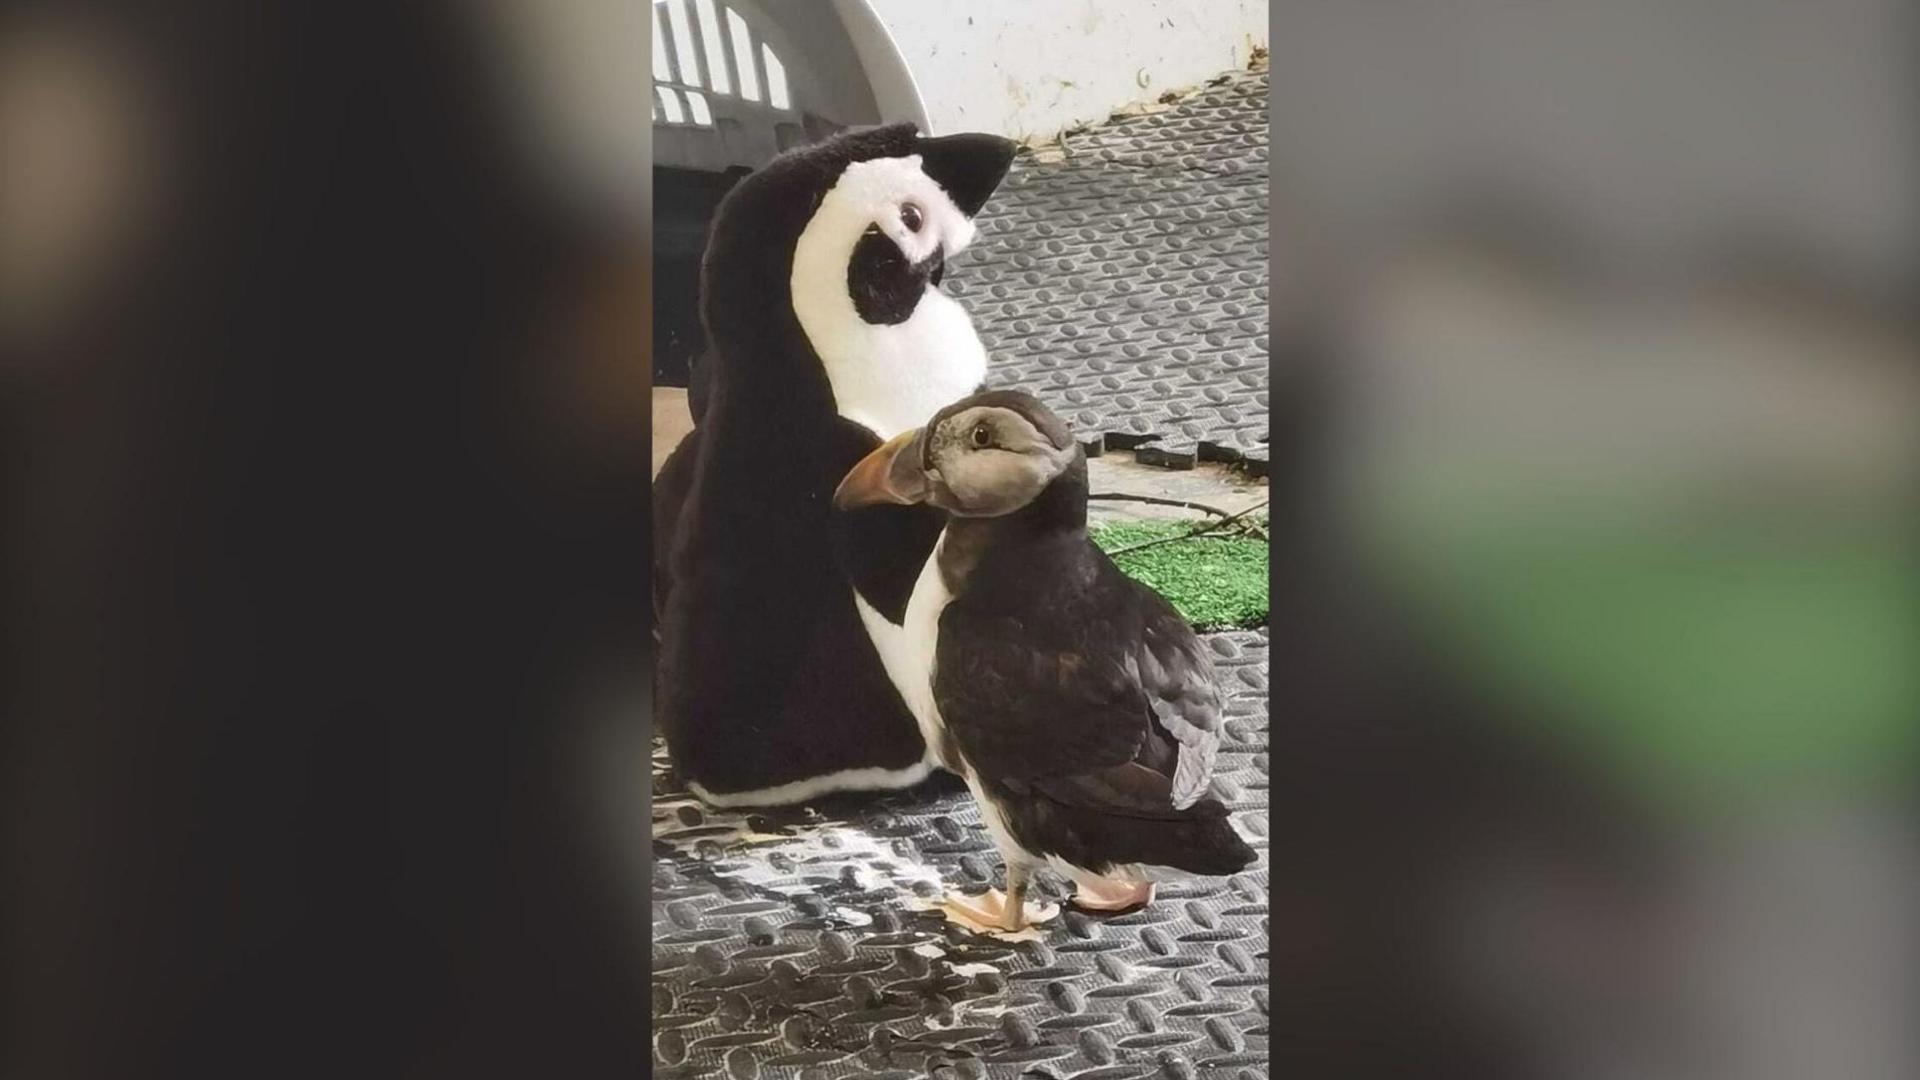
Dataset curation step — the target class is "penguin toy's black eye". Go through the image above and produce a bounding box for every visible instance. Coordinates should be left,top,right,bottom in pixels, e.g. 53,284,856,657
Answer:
900,202,925,233
969,422,992,448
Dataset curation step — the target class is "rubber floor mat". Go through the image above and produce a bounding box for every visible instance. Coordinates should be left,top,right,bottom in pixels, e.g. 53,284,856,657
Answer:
653,630,1270,1079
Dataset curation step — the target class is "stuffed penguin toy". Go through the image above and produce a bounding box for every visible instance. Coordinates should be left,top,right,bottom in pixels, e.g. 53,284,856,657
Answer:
655,125,1015,806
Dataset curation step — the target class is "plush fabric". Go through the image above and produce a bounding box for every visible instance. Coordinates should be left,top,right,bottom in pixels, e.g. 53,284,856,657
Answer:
654,125,1013,804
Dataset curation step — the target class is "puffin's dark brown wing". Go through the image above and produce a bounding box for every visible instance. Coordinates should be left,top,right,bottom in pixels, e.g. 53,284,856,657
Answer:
1012,760,1230,822
934,611,1149,784
1131,589,1226,808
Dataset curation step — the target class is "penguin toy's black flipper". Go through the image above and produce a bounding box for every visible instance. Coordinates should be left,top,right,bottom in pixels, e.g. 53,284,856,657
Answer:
684,348,713,426
651,426,699,634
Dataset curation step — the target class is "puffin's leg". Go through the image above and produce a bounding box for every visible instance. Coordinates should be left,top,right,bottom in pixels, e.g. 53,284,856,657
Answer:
1000,862,1030,932
944,847,1034,932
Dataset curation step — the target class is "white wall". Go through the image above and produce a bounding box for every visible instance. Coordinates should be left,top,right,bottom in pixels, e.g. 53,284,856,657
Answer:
867,0,1267,142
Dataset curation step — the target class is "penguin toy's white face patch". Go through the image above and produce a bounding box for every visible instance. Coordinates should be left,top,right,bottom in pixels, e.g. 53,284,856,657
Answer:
790,155,989,441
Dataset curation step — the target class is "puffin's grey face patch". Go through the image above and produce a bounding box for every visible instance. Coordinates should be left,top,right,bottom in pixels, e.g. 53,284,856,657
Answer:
847,225,941,325
927,406,1075,517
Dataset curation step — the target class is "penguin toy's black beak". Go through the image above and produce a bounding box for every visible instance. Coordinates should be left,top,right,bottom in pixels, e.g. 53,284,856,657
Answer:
915,133,1017,216
834,428,931,509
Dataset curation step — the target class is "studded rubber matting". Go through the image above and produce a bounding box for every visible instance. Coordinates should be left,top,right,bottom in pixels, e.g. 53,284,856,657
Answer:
946,68,1270,474
652,630,1270,1079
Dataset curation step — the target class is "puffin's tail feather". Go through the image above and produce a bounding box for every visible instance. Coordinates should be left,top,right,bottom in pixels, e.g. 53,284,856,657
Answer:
1045,798,1258,877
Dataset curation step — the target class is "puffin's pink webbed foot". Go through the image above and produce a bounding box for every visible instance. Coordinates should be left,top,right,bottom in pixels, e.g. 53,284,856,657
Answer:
946,888,1025,931
1072,878,1156,912
945,889,1008,925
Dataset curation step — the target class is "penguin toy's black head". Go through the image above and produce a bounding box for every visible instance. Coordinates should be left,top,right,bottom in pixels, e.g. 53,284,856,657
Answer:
700,125,1017,439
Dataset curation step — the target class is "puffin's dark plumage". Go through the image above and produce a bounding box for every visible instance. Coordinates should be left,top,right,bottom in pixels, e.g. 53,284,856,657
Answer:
937,531,1255,878
834,391,1255,928
654,125,1014,805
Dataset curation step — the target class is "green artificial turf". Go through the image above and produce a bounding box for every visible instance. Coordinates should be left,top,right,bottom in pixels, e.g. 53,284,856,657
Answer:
1091,518,1269,631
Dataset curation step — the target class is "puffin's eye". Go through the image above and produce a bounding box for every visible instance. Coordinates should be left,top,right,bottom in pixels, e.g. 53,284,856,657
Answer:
969,423,992,448
900,202,925,233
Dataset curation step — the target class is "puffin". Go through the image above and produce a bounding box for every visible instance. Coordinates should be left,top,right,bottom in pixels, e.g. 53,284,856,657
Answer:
833,390,1257,929
653,124,1016,806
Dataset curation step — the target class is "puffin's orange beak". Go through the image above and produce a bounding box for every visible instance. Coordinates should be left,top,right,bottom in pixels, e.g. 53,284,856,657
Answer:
833,428,930,509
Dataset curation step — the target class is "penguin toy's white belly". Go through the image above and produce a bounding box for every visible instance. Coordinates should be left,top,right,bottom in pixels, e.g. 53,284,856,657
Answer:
825,289,988,441
852,531,955,773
